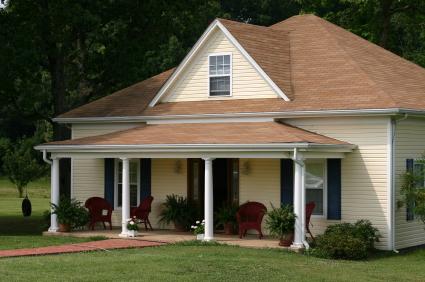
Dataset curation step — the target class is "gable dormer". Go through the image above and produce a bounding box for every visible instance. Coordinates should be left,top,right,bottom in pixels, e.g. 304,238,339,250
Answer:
149,19,290,106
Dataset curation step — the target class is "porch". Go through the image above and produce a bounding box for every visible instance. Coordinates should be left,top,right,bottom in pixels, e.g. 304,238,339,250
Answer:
36,121,355,249
43,229,284,249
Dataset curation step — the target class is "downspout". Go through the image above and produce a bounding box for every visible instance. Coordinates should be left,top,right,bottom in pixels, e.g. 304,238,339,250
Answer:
42,149,52,165
292,148,310,249
389,113,408,253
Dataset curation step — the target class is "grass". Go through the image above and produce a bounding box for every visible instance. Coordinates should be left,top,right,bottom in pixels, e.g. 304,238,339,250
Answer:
0,177,99,249
0,241,425,281
1,177,425,281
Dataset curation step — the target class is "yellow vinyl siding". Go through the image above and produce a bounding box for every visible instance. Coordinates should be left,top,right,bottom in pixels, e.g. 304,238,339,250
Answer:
150,159,187,229
71,122,141,226
239,159,280,234
394,117,425,249
286,116,389,249
164,29,278,102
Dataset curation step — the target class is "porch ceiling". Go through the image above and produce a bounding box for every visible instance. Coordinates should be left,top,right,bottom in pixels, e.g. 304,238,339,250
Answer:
35,122,355,156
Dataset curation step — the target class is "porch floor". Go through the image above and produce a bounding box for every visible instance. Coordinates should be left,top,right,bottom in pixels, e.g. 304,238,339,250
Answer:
43,229,283,249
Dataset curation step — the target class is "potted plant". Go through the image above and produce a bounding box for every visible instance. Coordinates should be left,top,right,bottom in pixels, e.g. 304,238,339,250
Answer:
266,204,296,247
51,197,89,232
191,220,205,240
126,216,140,237
215,204,238,235
159,194,197,231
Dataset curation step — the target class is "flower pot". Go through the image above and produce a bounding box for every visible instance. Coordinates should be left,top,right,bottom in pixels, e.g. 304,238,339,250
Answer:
196,234,204,240
59,223,71,232
174,222,186,232
128,230,138,237
279,232,294,247
223,222,234,235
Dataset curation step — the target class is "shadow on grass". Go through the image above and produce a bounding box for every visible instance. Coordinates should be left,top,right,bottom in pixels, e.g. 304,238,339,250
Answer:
0,215,47,235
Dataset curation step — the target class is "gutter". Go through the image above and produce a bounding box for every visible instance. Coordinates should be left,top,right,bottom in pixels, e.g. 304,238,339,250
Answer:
42,149,52,165
52,108,425,124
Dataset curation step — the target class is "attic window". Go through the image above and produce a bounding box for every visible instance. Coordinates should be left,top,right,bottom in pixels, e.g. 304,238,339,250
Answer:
209,53,232,96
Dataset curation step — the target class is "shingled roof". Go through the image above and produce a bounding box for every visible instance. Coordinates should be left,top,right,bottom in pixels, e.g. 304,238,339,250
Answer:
58,14,425,120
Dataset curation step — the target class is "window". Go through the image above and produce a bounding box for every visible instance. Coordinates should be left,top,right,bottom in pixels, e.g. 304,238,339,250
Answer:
305,160,327,216
209,54,231,96
115,160,140,208
414,160,425,188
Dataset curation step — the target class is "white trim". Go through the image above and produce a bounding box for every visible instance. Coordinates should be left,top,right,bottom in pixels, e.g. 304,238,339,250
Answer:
52,108,425,124
114,159,140,209
148,19,289,106
208,52,233,97
387,117,395,251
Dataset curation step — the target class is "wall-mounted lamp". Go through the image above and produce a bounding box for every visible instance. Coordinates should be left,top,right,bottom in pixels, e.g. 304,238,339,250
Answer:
241,160,251,175
174,160,182,174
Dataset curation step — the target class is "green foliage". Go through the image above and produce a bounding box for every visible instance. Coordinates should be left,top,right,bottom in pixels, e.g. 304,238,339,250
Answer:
191,220,205,235
159,194,198,230
126,217,140,231
215,204,239,227
312,220,380,260
265,204,296,238
2,137,46,197
399,155,425,226
51,197,89,229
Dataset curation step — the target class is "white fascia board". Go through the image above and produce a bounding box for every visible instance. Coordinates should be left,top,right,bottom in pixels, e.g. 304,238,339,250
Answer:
35,143,356,153
148,19,290,107
52,108,425,124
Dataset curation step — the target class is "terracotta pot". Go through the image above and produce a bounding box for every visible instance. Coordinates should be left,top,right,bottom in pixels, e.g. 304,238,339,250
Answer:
59,223,71,232
223,222,234,235
174,222,186,232
279,232,294,247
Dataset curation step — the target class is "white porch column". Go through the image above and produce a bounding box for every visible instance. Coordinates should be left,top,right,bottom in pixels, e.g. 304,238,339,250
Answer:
119,158,130,237
291,156,306,249
48,157,60,232
203,157,215,241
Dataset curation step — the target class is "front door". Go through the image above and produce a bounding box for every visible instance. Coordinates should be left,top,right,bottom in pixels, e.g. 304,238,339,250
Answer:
187,158,239,214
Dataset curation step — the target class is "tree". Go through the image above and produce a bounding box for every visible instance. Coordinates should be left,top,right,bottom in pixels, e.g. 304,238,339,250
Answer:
3,138,45,198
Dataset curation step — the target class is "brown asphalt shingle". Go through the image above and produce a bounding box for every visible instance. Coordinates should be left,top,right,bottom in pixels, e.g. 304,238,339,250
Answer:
44,122,349,146
57,15,425,119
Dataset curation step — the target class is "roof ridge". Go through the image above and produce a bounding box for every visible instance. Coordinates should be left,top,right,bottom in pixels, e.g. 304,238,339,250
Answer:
315,17,398,107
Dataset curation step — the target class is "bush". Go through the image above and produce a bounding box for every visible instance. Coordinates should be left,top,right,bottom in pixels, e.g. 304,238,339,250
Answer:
51,197,90,229
265,204,296,239
159,194,198,230
312,219,380,260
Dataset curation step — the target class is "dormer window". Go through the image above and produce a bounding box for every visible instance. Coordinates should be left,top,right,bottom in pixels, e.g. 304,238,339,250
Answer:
209,53,232,96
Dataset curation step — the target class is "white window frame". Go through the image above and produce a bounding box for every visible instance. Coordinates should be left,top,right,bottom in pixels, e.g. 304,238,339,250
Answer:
305,159,328,218
114,159,140,209
208,52,232,97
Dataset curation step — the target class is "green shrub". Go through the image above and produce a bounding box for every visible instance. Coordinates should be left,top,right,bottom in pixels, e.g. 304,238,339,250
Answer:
51,197,89,229
312,219,380,260
159,194,198,230
265,204,296,239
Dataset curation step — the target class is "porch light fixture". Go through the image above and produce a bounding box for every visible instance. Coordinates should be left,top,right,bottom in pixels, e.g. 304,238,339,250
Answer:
174,160,182,174
241,160,251,175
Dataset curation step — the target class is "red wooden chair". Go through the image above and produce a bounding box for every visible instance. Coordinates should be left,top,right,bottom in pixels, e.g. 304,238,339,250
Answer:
85,197,113,230
236,201,267,239
130,196,154,231
306,201,316,240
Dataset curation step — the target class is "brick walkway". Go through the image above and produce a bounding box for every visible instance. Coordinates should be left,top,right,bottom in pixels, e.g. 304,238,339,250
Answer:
0,239,165,258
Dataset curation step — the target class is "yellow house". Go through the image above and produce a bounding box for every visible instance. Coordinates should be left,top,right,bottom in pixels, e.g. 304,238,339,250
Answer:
36,15,425,251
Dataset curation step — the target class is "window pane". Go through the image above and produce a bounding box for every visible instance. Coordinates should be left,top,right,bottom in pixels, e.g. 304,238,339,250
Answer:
130,184,138,207
306,189,323,215
210,76,230,96
130,162,138,184
306,161,325,215
224,55,230,64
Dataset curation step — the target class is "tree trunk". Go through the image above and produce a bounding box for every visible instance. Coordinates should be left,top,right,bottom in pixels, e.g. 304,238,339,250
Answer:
18,186,23,198
379,0,393,48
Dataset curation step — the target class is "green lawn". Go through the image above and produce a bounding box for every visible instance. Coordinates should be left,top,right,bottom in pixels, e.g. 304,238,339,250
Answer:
0,241,425,281
0,177,97,249
1,178,425,281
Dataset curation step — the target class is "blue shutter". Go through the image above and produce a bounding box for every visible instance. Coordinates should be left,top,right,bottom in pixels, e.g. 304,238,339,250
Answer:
281,159,294,205
406,159,414,221
327,159,341,220
104,158,115,209
140,159,151,201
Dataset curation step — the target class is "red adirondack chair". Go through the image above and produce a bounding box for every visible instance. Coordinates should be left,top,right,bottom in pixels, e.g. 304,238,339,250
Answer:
130,196,154,231
85,197,113,230
306,201,316,240
236,201,267,239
